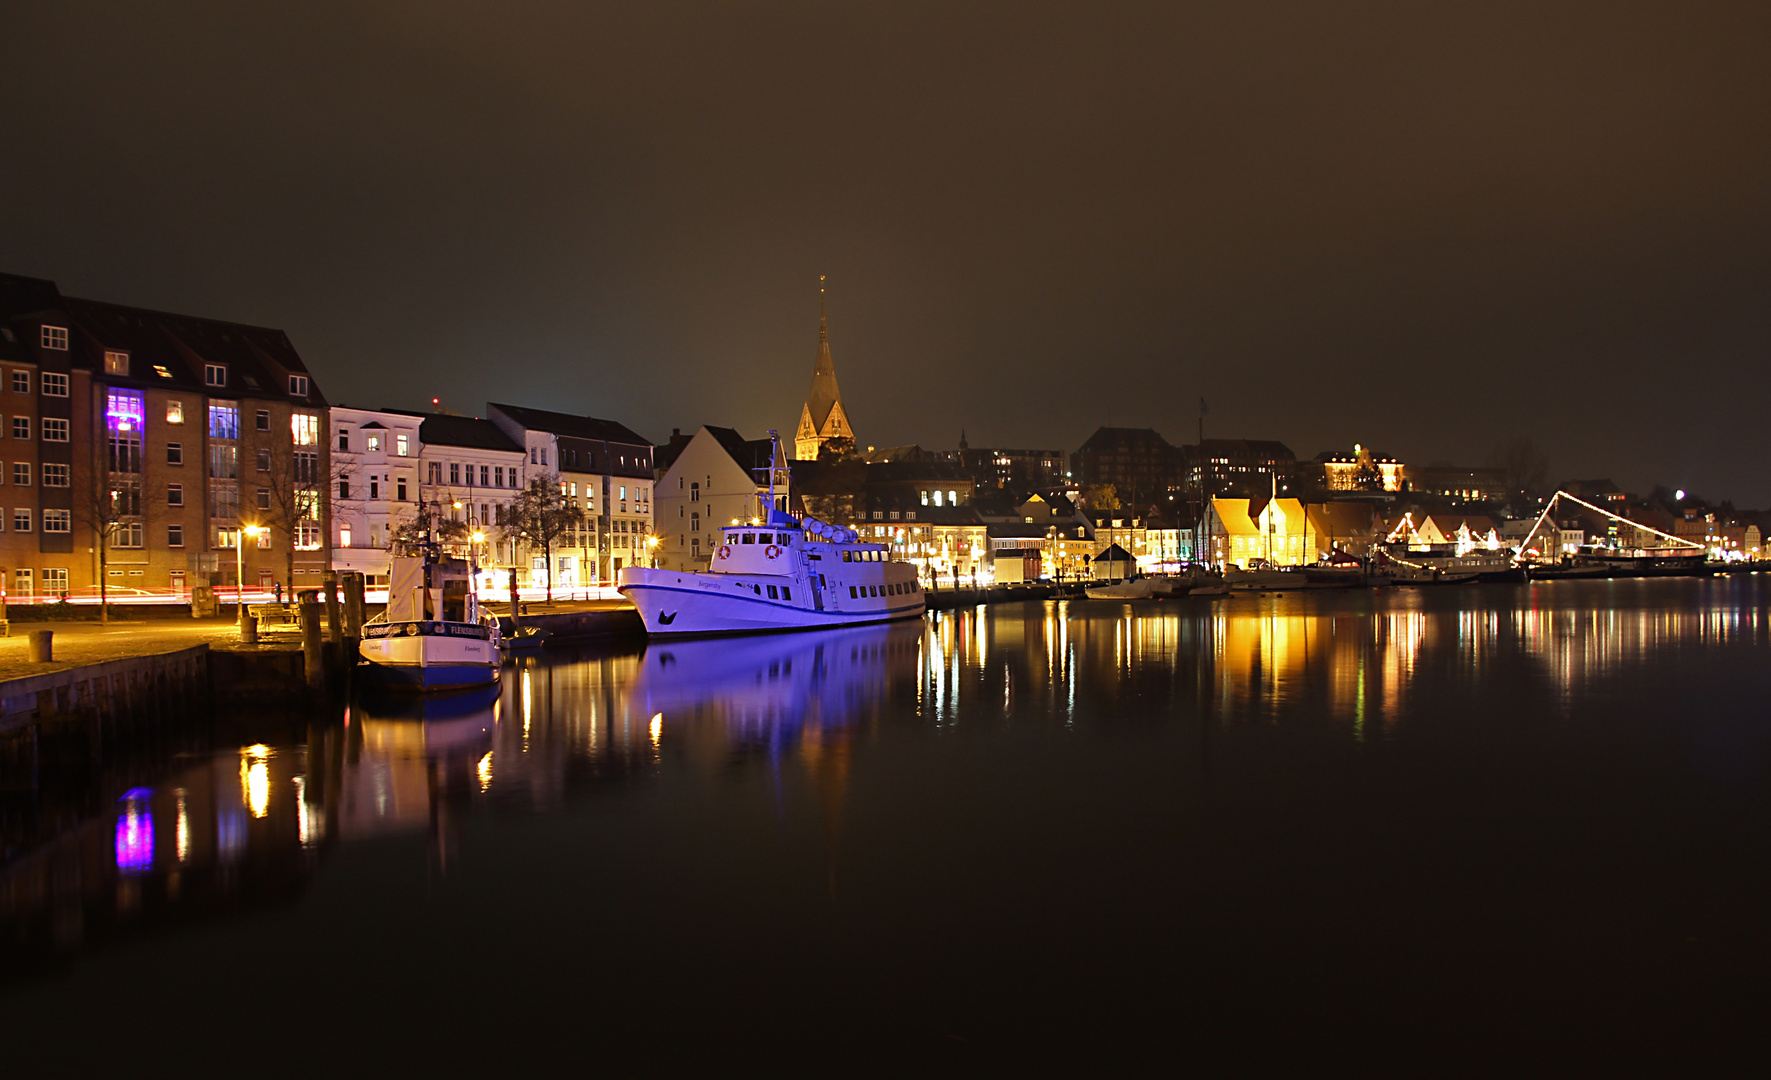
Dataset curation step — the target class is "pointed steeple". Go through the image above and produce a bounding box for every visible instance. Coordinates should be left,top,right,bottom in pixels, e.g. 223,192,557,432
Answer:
796,274,852,460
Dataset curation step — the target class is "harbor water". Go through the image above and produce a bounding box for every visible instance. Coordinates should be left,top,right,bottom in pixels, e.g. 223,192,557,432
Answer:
6,577,1771,1072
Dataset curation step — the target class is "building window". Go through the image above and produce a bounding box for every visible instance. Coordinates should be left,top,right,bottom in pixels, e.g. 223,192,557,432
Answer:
41,373,68,397
292,412,318,445
105,350,130,375
289,374,309,397
479,465,489,487
12,508,30,532
166,400,184,424
395,433,409,456
10,463,25,486
366,432,383,452
168,482,183,506
494,466,504,487
10,371,26,393
529,448,537,465
210,444,238,478
295,520,322,550
690,482,699,502
337,428,350,451
42,569,68,597
42,463,67,487
449,462,460,484
369,477,379,499
208,400,239,439
110,520,141,547
204,363,226,387
256,448,271,472
340,526,352,548
167,441,183,465
338,478,350,499
427,461,441,483
41,326,68,350
294,451,316,483
12,569,31,596
167,524,184,547
256,409,270,432
11,417,27,440
396,478,407,501
41,418,68,442
257,488,271,511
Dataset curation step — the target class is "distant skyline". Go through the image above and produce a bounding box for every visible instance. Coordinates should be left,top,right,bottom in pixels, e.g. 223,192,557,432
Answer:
3,2,1769,503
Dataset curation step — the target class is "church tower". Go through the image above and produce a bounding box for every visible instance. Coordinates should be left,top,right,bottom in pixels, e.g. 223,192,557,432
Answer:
794,276,855,460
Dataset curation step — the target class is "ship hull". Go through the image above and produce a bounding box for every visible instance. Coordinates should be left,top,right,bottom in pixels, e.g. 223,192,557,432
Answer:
620,574,925,637
359,622,502,691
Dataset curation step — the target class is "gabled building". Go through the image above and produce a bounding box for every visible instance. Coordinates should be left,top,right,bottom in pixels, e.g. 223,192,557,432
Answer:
0,271,329,600
1202,496,1311,567
654,426,786,571
407,412,524,584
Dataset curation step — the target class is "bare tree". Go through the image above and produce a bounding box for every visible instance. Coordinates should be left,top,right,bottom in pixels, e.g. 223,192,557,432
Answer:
72,472,135,625
1491,437,1551,499
388,504,471,555
502,474,585,602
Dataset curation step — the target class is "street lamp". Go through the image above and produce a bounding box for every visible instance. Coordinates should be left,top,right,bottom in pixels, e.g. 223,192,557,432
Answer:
645,533,659,568
237,524,263,627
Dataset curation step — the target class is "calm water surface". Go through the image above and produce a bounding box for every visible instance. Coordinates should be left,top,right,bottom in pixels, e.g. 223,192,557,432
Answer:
7,578,1771,1073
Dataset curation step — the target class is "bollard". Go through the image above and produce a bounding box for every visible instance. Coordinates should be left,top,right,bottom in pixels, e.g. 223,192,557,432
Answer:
301,602,325,692
324,570,343,645
27,629,52,663
342,572,365,639
240,615,258,646
509,568,521,630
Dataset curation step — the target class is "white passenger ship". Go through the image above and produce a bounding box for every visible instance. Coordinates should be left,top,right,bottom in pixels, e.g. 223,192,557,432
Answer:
618,437,925,637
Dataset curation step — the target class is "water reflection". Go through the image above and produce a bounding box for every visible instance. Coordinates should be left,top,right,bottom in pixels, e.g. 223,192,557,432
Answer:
5,577,1769,973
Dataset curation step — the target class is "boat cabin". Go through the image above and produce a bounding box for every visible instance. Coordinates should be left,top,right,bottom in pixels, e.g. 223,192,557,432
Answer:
387,554,479,623
713,523,887,575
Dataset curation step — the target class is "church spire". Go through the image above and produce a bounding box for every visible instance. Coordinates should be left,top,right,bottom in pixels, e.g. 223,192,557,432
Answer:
795,274,853,460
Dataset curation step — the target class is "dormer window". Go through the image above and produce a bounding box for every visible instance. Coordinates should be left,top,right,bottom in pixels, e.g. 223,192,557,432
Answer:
105,350,129,375
204,363,226,387
289,374,309,397
41,326,67,350
152,364,174,379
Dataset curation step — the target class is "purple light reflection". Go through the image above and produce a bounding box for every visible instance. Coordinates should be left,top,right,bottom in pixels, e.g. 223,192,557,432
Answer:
115,788,154,874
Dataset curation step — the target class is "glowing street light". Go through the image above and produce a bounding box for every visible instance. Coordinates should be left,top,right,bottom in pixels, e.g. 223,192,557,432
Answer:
238,524,263,628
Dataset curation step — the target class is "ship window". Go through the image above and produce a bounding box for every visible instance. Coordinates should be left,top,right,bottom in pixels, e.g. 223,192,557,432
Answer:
767,585,778,599
849,586,857,598
742,533,755,544
753,584,762,595
781,586,791,601
842,550,852,562
778,533,793,545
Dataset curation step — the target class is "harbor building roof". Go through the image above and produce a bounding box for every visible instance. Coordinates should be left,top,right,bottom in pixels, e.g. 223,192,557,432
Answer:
487,402,650,447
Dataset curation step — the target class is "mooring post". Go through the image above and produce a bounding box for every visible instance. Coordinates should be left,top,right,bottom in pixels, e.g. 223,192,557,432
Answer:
27,629,52,663
324,570,343,645
240,614,258,645
342,572,365,639
509,567,522,631
301,602,325,692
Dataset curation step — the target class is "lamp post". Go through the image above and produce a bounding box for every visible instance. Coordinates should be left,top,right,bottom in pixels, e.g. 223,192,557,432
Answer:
645,533,659,569
237,524,263,627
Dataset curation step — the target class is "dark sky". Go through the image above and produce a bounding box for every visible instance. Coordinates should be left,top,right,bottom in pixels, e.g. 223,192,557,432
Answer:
4,2,1769,502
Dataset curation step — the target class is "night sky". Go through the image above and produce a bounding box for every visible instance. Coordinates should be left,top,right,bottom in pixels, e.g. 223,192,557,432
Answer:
4,2,1768,502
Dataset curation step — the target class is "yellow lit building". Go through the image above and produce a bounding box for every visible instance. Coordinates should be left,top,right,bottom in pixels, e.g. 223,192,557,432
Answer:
1203,497,1312,567
1320,444,1405,493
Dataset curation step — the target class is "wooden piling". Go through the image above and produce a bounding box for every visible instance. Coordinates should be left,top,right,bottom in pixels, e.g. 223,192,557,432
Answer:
301,602,325,692
324,570,343,645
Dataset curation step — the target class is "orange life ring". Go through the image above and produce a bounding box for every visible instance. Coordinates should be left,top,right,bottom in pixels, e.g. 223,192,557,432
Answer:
765,544,782,559
717,544,731,560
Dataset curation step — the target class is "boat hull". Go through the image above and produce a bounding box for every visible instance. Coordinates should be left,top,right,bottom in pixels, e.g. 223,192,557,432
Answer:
620,575,925,637
359,621,502,691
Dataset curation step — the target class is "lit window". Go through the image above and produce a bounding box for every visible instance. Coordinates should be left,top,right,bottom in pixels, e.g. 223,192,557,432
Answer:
208,401,239,439
340,527,352,547
41,373,68,397
166,400,184,424
105,350,130,375
291,413,319,446
395,433,409,456
366,432,382,452
152,365,173,379
40,326,67,350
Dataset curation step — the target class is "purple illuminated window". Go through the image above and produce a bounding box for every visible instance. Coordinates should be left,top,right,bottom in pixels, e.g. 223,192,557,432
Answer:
115,788,154,874
106,390,146,433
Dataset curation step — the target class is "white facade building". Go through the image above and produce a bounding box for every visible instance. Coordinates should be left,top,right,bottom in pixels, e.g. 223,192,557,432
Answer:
329,406,424,586
410,412,525,584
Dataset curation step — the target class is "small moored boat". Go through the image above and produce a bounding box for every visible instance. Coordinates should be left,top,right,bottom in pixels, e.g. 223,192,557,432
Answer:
359,549,503,691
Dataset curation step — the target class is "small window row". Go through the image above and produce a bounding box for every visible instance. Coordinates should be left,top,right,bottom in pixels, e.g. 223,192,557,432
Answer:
748,583,793,601
732,531,795,546
849,582,912,599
